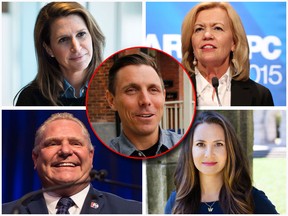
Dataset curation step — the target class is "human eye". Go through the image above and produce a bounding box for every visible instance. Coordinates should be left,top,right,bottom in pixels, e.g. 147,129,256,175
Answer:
195,142,205,147
70,140,82,146
58,37,69,44
215,142,225,147
150,86,161,94
125,87,137,95
43,140,59,147
194,26,204,33
213,26,223,31
77,31,87,38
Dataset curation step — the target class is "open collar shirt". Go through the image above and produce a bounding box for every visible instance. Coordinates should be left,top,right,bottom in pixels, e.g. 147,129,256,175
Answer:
61,79,88,99
108,128,182,157
195,67,232,106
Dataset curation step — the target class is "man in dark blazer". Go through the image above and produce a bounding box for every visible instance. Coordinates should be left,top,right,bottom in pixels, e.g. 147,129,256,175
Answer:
191,74,274,106
2,112,142,214
2,186,141,214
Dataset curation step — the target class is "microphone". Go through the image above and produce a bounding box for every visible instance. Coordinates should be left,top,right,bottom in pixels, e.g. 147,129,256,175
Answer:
12,169,106,214
212,77,222,106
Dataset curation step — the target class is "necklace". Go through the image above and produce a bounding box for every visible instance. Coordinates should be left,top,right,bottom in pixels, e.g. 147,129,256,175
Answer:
204,201,216,212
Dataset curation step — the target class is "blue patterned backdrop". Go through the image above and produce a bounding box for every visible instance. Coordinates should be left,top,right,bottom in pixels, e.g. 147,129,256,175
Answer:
146,2,286,106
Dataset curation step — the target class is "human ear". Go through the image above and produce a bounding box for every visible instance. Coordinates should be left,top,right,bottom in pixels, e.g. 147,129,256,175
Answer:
106,90,117,111
32,151,38,170
43,42,54,57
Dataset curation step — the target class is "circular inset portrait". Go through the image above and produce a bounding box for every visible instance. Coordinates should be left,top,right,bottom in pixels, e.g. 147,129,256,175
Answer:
86,47,196,159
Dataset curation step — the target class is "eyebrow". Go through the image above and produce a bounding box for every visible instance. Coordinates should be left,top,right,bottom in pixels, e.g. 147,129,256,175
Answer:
194,22,225,27
194,139,225,143
122,82,162,91
55,28,88,40
41,137,84,145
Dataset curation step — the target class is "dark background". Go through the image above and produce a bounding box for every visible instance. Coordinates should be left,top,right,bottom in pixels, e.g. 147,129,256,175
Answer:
2,110,142,203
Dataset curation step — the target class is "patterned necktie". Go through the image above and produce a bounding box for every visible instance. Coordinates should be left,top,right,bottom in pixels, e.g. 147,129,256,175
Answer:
56,197,75,214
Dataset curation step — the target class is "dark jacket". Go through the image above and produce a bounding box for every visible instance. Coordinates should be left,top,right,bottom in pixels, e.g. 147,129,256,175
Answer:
191,74,274,106
15,83,85,106
2,186,142,214
165,187,278,214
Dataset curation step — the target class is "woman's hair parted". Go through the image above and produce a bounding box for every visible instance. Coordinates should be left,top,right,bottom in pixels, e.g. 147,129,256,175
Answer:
173,111,253,214
181,2,249,81
33,2,105,105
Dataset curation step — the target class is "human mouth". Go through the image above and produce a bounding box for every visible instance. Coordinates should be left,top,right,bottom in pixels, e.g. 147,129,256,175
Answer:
137,114,154,118
202,162,217,166
70,54,86,61
135,113,155,119
201,44,216,49
52,162,78,167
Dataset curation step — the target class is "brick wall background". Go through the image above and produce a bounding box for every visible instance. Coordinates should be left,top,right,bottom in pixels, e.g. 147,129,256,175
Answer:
87,48,185,124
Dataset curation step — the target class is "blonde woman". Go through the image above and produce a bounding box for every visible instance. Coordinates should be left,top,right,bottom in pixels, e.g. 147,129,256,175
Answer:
182,2,273,106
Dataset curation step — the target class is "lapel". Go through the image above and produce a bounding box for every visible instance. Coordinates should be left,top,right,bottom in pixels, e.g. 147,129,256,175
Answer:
231,79,253,106
24,194,49,214
192,74,253,106
191,74,198,105
80,186,105,214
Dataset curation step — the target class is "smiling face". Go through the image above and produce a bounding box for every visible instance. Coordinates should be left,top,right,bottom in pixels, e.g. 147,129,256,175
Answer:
192,122,227,178
106,64,165,144
32,119,94,188
191,7,235,72
44,14,93,77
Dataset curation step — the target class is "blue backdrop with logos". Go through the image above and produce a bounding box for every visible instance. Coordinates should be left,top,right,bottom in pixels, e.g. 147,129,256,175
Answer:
146,2,286,106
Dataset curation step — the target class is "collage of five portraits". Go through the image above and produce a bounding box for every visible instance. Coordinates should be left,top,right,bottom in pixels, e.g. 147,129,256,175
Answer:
1,1,287,214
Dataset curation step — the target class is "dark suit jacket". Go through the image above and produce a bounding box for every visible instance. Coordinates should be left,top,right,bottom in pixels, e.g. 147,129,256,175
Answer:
2,186,142,214
191,74,274,106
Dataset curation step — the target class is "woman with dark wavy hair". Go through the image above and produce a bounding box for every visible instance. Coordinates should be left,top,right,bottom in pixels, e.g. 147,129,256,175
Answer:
14,2,105,106
165,111,277,214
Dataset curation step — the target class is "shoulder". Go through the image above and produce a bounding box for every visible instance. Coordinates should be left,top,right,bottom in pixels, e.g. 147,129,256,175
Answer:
246,79,274,105
161,130,182,146
252,187,278,214
165,191,176,214
232,78,270,92
108,133,137,156
232,79,274,106
15,83,52,106
108,137,121,151
91,188,142,214
2,200,19,214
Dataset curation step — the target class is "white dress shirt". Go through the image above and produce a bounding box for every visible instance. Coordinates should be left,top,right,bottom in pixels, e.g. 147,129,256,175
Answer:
195,67,232,106
43,184,90,214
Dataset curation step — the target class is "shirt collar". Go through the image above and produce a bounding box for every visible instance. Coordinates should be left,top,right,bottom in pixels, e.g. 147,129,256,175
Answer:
61,79,88,99
114,128,180,157
195,67,232,94
43,184,90,214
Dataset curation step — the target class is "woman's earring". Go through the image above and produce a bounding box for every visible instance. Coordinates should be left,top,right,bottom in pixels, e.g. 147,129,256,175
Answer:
231,53,240,77
193,57,197,66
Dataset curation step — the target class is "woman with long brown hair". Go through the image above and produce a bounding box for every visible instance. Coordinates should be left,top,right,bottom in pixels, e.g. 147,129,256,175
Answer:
165,111,277,213
14,2,105,106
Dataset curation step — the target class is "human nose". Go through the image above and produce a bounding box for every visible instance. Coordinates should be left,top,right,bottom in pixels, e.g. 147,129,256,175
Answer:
138,90,151,106
203,29,214,40
71,37,81,53
204,146,214,157
58,141,73,157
